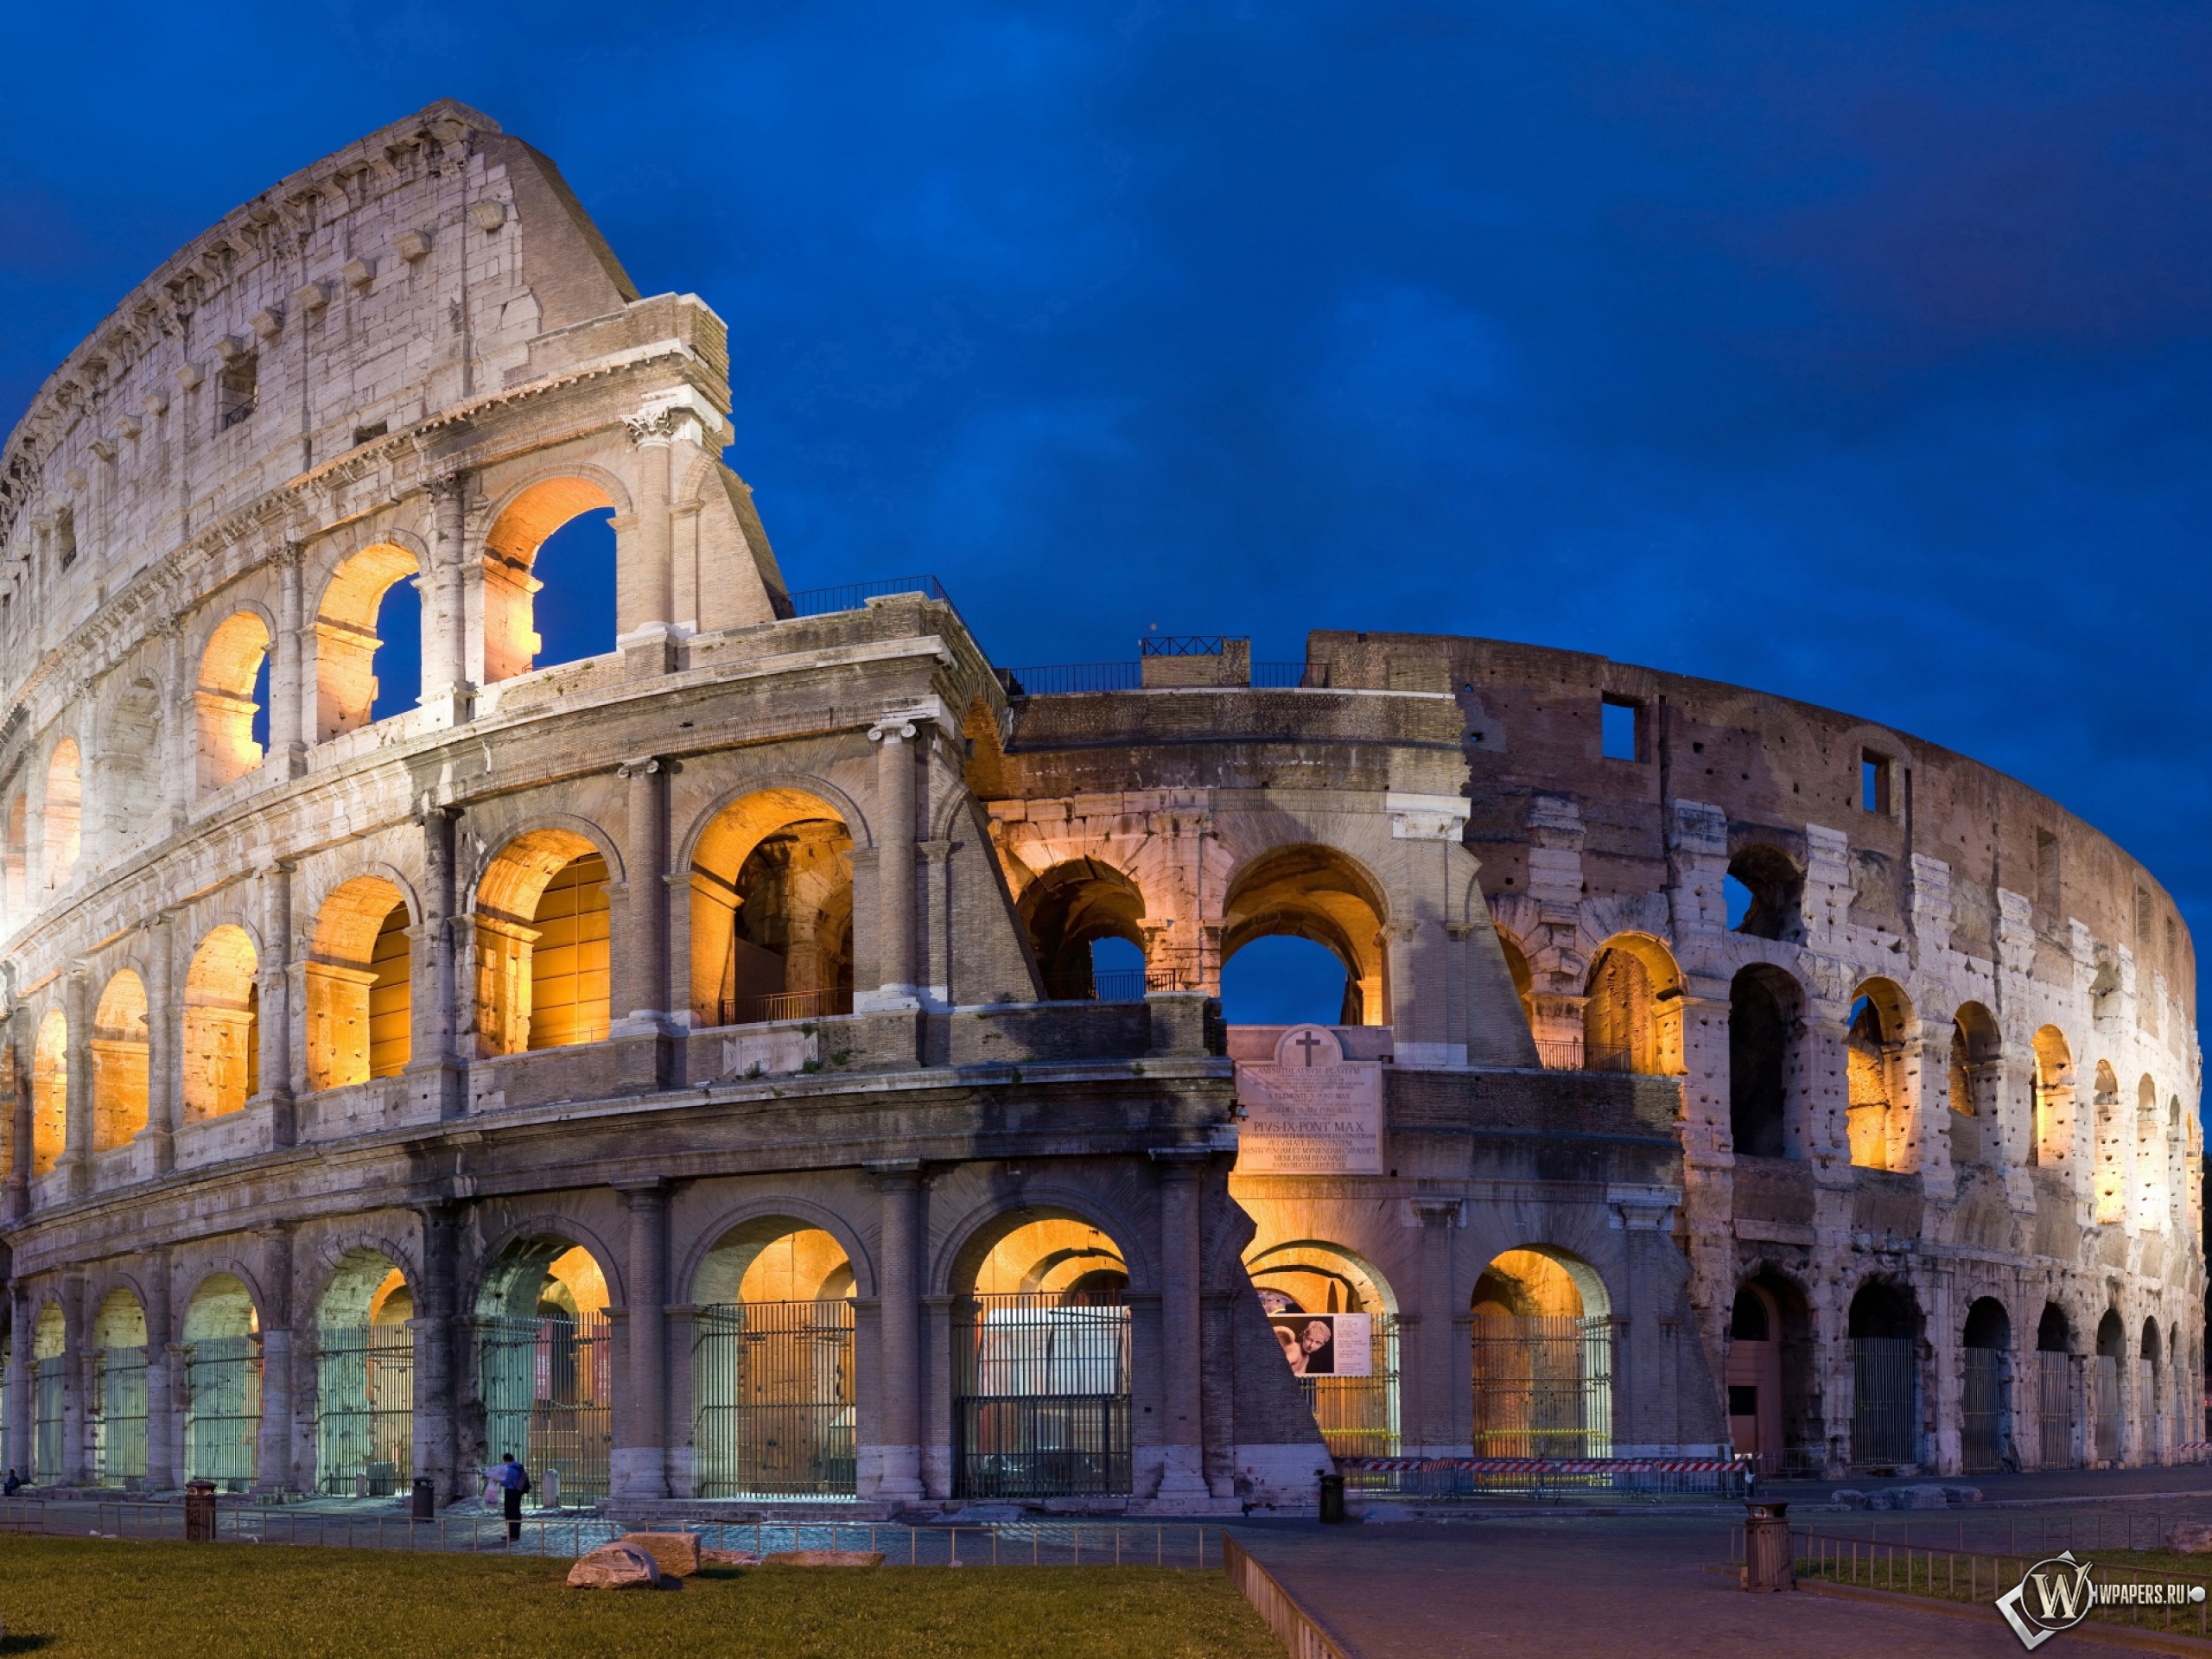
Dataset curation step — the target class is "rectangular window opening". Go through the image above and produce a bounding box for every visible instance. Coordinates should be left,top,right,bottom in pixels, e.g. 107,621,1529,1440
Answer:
1601,696,1643,762
219,355,258,432
1861,750,1891,816
352,421,387,448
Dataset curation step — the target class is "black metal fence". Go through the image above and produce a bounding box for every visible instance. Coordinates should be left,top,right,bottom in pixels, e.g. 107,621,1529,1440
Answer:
2094,1354,2121,1462
954,1292,1132,1499
1960,1347,2005,1474
34,1355,63,1484
692,1300,856,1497
317,1325,414,1495
715,987,854,1028
2036,1351,2073,1468
479,1313,612,1502
93,1345,148,1487
785,575,951,618
1848,1337,1917,1466
1471,1314,1611,1459
183,1335,263,1489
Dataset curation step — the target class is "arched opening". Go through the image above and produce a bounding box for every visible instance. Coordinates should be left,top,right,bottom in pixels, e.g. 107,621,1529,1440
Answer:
691,1222,856,1497
2136,1076,2165,1230
1725,1274,1815,1476
689,791,855,1028
1845,979,1913,1171
1017,858,1147,1002
1245,1241,1400,1460
482,478,617,683
316,1249,414,1496
2140,1317,2165,1464
1471,1248,1612,1458
472,830,611,1055
1847,1280,1921,1469
33,1303,65,1484
181,1273,262,1489
43,737,80,887
1961,1297,2012,1475
951,1214,1132,1499
2092,1062,2123,1224
195,612,271,795
31,1007,67,1176
2034,1304,2075,1471
475,1239,613,1503
1726,844,1802,941
1496,931,1537,1039
99,681,163,854
2031,1027,2074,1167
183,925,259,1122
91,1288,149,1488
305,877,412,1090
1221,845,1389,1027
2094,1307,2126,1463
315,543,421,738
1583,935,1683,1075
1947,1002,2001,1169
1728,965,1798,1159
91,970,150,1153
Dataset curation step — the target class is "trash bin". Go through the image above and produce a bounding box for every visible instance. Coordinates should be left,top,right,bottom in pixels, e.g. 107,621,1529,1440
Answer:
411,1477,436,1522
184,1479,218,1542
1740,1500,1793,1591
1319,1472,1347,1524
538,1467,561,1512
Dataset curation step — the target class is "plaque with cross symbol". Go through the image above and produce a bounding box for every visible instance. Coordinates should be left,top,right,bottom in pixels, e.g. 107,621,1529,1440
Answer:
1231,1023,1382,1175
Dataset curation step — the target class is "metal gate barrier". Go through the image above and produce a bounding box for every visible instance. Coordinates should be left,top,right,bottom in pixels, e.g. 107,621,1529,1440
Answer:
954,1293,1130,1499
1849,1338,1918,1466
692,1300,855,1497
2094,1356,2121,1463
478,1313,611,1501
1471,1314,1612,1458
34,1356,63,1484
184,1334,264,1488
317,1325,415,1495
93,1344,148,1486
2037,1352,2074,1469
1960,1348,2005,1474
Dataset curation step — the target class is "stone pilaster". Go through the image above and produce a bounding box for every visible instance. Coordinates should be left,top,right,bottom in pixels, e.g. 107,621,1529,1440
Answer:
862,715,921,1010
866,1160,924,1500
614,1181,670,1497
1149,1148,1210,1498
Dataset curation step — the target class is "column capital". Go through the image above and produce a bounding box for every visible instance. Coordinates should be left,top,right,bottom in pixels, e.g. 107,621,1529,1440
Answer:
1410,1198,1461,1228
613,1177,670,1203
427,469,468,504
617,755,679,780
866,1158,924,1187
1147,1146,1211,1175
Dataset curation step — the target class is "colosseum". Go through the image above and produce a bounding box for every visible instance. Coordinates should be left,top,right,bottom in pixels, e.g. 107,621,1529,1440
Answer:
0,101,2198,1517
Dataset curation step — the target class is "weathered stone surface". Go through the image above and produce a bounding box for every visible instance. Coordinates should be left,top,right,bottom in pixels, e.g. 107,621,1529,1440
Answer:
567,1542,664,1589
623,1532,701,1578
764,1550,886,1567
698,1548,761,1567
2167,1523,2212,1554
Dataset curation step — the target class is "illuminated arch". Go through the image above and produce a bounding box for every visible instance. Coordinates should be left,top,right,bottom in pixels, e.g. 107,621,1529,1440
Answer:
1471,1245,1613,1459
91,969,150,1153
195,611,271,794
31,1007,67,1176
315,542,420,739
471,826,616,1054
43,737,81,887
182,925,259,1121
305,874,413,1090
1221,844,1390,1026
2031,1027,2075,1167
1017,857,1146,1001
474,1232,616,1502
687,788,855,1028
315,1246,415,1496
1583,932,1684,1076
480,474,620,683
1845,977,1915,1171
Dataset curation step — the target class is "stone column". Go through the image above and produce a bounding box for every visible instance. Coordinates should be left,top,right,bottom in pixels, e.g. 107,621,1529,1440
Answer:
867,1160,924,1500
61,965,91,1196
74,690,98,875
614,757,674,1035
142,914,176,1173
1150,1148,1210,1500
405,808,464,1119
619,408,676,653
865,716,920,1009
615,1181,670,1497
6,1281,31,1482
60,1272,86,1485
422,474,472,723
6,1003,29,1222
255,1226,293,1493
1411,1199,1460,1455
22,752,43,897
158,623,189,835
410,1204,461,1500
143,1249,174,1491
256,861,296,1146
270,547,308,778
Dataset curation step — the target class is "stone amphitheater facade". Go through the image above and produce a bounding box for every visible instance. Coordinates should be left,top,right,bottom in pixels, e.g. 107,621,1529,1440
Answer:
0,102,2196,1515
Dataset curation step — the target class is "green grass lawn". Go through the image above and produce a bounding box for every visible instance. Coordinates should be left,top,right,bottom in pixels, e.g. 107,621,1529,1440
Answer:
1796,1542,2212,1639
0,1536,1282,1659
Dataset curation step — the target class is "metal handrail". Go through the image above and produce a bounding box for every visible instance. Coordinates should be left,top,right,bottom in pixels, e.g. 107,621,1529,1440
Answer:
784,575,950,617
714,988,855,1028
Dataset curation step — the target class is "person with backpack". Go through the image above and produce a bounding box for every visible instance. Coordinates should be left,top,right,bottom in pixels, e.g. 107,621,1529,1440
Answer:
496,1453,531,1542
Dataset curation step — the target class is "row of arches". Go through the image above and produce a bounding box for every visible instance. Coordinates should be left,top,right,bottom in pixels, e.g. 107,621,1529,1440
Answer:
1726,1271,2197,1475
2,478,622,905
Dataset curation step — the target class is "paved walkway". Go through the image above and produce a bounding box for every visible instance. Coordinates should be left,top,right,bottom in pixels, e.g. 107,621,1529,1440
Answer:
1240,1517,2037,1657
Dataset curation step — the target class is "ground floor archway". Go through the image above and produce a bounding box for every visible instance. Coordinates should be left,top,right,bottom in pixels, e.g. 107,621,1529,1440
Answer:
1471,1248,1612,1458
181,1274,262,1489
952,1215,1133,1500
475,1239,613,1503
316,1249,414,1495
690,1221,856,1497
91,1288,148,1487
1847,1280,1921,1470
1246,1241,1399,1460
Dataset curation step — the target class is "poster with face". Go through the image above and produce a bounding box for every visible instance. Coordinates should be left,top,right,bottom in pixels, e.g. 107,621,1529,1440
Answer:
1268,1312,1371,1377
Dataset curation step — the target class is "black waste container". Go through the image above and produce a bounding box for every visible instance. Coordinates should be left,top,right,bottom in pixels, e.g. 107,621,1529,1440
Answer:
411,1477,435,1522
1319,1472,1347,1524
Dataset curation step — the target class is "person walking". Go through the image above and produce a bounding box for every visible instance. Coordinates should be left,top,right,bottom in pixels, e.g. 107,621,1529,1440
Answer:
496,1453,531,1543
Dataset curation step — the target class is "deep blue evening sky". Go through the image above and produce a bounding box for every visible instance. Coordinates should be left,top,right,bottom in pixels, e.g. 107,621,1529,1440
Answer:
3,4,2208,1028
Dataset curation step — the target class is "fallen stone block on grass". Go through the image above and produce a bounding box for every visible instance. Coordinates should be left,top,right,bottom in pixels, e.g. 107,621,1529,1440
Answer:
1831,1490,1868,1510
567,1541,665,1589
1898,1484,1950,1510
698,1548,762,1567
2166,1522,2212,1554
763,1549,886,1567
623,1532,702,1577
